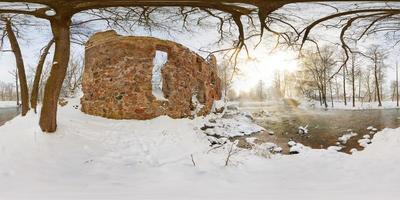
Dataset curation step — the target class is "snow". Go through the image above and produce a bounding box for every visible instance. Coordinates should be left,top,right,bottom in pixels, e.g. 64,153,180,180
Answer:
288,140,297,147
1,97,400,199
253,142,283,154
211,99,225,112
289,143,310,154
363,134,371,139
245,137,257,144
200,110,264,138
191,94,204,116
298,125,309,134
301,100,400,110
358,138,372,148
327,145,343,151
350,148,358,154
0,101,18,108
367,126,379,134
151,50,168,101
338,132,358,144
45,9,56,16
152,88,168,101
0,2,47,11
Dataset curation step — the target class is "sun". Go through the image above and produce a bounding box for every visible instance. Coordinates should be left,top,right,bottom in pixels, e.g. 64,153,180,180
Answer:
255,50,299,73
233,50,300,92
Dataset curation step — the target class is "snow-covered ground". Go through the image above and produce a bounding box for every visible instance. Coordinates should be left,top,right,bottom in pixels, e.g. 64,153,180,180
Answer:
229,100,285,110
300,100,400,110
0,101,18,108
1,97,400,199
201,110,264,138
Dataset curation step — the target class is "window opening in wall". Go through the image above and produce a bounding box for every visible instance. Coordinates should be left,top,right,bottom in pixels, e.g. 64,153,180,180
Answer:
152,50,168,101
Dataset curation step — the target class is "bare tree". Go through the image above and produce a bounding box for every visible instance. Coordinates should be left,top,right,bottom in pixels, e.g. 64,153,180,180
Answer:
4,71,20,104
366,45,387,107
365,68,373,103
348,54,361,107
391,80,397,101
397,62,399,107
217,60,236,102
31,38,54,113
301,46,337,108
9,70,20,105
342,63,347,106
0,81,18,101
256,80,266,101
1,17,29,115
60,53,83,97
358,68,363,102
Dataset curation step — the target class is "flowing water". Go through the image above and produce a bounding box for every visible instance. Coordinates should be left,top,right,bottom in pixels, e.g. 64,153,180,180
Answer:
0,107,20,126
237,102,400,154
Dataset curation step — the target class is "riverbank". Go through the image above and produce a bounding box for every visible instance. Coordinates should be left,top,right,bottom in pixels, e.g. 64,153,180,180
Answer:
1,98,400,199
0,101,18,108
300,100,400,110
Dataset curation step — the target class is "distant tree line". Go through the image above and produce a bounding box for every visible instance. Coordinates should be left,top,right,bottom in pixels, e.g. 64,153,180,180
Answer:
296,44,396,108
0,54,83,108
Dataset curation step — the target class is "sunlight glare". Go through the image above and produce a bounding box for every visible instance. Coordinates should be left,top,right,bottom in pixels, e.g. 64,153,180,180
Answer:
233,50,300,93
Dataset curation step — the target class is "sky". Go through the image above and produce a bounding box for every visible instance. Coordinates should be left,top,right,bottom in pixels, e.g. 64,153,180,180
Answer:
231,50,300,92
1,2,400,94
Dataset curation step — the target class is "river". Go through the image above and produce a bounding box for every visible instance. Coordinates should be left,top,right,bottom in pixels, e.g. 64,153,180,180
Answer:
0,107,20,126
237,102,400,154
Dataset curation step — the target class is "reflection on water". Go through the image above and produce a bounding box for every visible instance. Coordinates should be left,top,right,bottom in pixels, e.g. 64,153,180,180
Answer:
239,102,400,153
0,107,20,126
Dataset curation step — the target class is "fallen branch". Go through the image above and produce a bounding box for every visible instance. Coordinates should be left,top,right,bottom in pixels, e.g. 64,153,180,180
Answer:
190,154,196,167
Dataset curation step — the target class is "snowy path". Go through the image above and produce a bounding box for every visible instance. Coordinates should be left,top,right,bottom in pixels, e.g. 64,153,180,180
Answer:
1,99,400,199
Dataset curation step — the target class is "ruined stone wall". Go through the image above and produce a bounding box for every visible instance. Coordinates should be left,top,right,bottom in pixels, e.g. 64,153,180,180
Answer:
81,30,221,120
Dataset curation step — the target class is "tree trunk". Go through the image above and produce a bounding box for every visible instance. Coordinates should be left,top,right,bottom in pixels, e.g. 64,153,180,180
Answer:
39,16,71,133
223,67,227,102
330,80,334,107
6,20,30,116
379,67,383,101
392,85,396,101
322,84,328,108
352,65,355,107
318,89,322,106
374,57,382,107
15,70,20,106
31,38,55,113
343,66,347,106
397,62,399,107
335,77,339,101
367,74,371,102
358,74,362,102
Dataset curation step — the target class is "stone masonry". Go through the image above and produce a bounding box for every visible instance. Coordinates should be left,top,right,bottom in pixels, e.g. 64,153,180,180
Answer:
81,30,221,120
